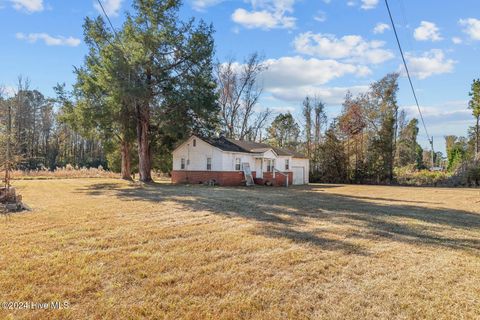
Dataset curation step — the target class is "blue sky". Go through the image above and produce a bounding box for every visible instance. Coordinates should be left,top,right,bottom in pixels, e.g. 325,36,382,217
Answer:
1,0,480,153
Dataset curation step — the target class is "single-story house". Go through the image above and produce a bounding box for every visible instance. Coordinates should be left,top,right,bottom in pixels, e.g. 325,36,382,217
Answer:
171,135,309,186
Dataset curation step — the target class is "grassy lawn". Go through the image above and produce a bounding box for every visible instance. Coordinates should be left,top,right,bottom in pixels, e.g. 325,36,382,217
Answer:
1,179,479,319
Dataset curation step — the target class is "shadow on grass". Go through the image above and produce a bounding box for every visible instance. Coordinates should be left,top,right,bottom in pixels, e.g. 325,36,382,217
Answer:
76,182,480,255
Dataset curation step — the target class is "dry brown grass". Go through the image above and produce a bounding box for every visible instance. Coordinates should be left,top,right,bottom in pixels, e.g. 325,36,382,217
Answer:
0,179,479,319
10,167,120,180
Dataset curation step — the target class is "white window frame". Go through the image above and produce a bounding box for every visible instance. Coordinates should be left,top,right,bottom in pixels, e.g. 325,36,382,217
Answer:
285,159,289,170
206,157,212,171
266,159,275,172
235,158,241,171
181,158,185,170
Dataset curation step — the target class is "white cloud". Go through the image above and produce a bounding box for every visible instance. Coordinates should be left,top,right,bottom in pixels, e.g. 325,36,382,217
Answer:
404,49,455,79
16,32,81,47
267,84,370,104
402,100,471,150
314,11,327,22
402,101,469,120
452,37,462,44
247,56,372,103
192,0,223,11
10,0,43,12
373,23,390,34
361,0,378,10
413,21,443,41
459,18,480,40
93,0,122,16
293,32,394,64
262,56,370,87
231,0,297,30
232,8,295,29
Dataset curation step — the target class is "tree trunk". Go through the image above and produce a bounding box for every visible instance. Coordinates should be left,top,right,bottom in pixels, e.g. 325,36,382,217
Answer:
346,137,350,182
120,140,132,181
137,102,152,182
476,116,479,158
390,109,398,183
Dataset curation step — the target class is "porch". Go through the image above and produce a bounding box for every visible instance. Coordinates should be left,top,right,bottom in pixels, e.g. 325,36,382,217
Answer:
251,156,292,186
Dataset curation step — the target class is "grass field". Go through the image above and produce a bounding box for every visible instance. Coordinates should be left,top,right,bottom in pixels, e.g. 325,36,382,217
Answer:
0,179,479,319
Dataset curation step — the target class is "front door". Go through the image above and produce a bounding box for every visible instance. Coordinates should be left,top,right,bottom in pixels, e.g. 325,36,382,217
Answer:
256,159,263,179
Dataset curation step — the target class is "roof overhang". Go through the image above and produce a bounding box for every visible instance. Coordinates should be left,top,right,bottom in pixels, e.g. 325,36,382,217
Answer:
252,148,278,159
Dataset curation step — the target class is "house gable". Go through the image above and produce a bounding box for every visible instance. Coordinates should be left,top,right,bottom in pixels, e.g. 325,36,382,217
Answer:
173,136,223,171
261,149,277,159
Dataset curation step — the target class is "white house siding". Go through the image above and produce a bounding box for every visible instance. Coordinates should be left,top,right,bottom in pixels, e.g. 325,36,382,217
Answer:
173,137,256,172
172,136,310,185
221,152,256,171
262,150,277,159
173,137,222,171
276,156,292,172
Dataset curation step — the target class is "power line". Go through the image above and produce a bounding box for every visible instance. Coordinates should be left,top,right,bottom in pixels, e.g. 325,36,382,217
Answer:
384,0,434,155
96,0,120,39
95,0,131,60
95,0,135,85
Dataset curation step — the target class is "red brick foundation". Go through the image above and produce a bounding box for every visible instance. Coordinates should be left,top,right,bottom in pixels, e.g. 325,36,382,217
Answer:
171,170,292,186
254,171,293,186
171,171,257,186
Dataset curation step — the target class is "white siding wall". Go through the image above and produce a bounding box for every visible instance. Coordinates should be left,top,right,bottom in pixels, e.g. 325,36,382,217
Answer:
173,136,256,172
221,153,256,171
276,156,292,171
173,137,221,171
263,150,276,159
172,136,309,184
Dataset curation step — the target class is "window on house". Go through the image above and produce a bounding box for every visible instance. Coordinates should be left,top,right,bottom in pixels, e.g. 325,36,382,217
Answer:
181,158,185,170
207,158,212,171
266,159,275,172
193,139,196,147
285,159,290,170
235,158,241,171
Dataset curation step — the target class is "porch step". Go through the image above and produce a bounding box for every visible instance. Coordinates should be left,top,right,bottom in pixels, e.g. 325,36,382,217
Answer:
242,163,255,186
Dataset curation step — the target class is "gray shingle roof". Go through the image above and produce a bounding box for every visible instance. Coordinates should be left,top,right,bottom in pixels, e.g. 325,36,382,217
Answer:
196,136,306,158
197,136,246,153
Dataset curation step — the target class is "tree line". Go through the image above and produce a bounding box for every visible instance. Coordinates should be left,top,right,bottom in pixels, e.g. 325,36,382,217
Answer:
0,78,105,171
264,73,480,184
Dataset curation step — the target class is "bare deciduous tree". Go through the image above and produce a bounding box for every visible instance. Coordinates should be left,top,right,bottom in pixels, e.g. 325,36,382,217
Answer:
216,52,268,141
